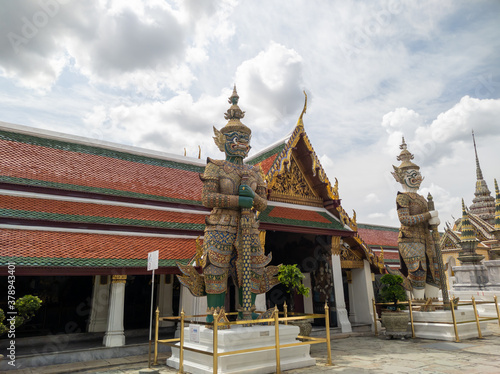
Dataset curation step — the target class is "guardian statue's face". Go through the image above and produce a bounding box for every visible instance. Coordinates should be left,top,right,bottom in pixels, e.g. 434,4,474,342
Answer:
402,168,423,190
224,131,251,158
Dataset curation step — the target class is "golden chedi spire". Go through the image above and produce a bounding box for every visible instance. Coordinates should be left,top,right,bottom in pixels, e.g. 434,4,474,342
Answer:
495,179,500,232
470,131,495,224
458,198,483,264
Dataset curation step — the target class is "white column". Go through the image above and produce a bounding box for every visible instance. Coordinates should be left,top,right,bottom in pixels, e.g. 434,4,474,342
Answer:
88,275,110,332
351,260,376,328
157,274,175,327
302,273,313,314
180,285,207,323
348,281,356,323
103,275,127,347
255,293,267,312
331,254,352,333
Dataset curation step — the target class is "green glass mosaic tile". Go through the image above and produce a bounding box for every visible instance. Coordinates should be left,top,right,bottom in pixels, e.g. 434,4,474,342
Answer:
0,208,205,230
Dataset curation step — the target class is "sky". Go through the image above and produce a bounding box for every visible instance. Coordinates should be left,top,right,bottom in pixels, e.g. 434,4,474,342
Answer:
0,0,499,228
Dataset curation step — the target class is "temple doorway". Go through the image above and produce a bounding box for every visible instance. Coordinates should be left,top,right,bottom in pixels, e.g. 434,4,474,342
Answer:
264,231,337,326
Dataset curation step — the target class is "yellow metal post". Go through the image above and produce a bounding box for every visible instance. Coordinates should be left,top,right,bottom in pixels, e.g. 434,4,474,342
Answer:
325,302,332,366
372,298,378,336
154,307,160,365
178,309,185,374
274,306,281,374
449,298,460,343
284,301,288,325
213,310,218,374
408,299,415,338
471,297,483,339
494,295,500,326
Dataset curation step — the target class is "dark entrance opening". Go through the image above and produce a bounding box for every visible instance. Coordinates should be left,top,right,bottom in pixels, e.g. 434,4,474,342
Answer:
0,275,93,337
264,231,337,326
124,275,158,330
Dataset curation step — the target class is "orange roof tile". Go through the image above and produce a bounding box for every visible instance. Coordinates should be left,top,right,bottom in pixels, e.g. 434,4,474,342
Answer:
357,227,399,247
0,195,206,226
268,206,332,224
0,229,198,263
0,138,203,202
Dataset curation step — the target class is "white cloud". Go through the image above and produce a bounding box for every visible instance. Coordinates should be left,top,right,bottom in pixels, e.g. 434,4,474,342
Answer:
0,0,499,229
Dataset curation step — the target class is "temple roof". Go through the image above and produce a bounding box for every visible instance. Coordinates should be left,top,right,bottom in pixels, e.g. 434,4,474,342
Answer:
0,226,198,275
0,96,386,274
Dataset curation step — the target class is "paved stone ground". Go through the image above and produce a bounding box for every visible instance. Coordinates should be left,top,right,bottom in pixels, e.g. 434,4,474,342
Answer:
7,323,500,374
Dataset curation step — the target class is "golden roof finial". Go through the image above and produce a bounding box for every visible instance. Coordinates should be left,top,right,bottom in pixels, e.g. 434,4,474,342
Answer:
296,90,307,129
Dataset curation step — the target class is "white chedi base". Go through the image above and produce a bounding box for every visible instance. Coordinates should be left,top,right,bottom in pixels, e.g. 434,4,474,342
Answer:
411,308,492,341
167,324,316,374
448,290,500,318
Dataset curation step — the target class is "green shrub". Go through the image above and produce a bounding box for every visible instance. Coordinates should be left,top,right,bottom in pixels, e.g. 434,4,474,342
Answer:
379,274,407,311
0,295,42,335
278,264,310,312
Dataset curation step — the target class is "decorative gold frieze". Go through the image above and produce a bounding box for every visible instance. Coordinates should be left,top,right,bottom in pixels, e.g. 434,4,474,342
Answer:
112,275,127,284
271,156,316,197
341,260,364,269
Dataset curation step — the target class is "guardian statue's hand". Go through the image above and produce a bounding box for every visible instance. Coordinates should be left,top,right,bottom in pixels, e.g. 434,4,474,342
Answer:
238,196,253,208
429,217,440,226
238,184,255,198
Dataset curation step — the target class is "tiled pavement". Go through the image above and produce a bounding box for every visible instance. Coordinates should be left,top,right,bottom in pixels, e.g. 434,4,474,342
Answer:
7,323,500,374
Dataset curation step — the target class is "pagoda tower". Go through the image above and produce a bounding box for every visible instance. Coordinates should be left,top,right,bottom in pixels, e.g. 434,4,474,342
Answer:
469,131,495,225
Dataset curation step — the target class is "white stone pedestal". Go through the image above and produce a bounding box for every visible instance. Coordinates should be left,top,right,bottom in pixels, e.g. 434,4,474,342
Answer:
448,290,500,318
485,260,500,291
453,264,489,291
167,324,316,374
411,308,492,341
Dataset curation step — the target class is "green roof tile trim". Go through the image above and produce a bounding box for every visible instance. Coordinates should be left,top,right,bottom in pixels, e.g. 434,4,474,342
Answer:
246,143,286,165
357,223,399,232
383,259,400,263
258,207,346,231
0,209,205,230
0,129,205,173
0,176,203,206
0,256,189,267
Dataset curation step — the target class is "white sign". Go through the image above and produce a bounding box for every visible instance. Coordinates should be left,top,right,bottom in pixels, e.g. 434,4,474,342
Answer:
189,324,200,343
147,250,159,271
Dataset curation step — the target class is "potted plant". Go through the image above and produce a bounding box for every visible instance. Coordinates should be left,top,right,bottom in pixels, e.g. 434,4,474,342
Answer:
379,274,409,339
278,264,311,335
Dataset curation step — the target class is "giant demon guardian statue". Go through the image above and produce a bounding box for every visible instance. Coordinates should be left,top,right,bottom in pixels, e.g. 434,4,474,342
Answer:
177,87,280,322
390,138,443,300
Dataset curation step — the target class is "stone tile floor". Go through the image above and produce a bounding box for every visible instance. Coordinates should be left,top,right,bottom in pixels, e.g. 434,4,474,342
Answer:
7,323,500,374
